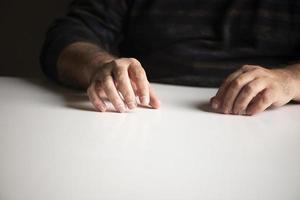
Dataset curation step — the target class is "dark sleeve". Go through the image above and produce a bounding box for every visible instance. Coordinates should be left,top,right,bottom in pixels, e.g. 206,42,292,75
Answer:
40,0,130,81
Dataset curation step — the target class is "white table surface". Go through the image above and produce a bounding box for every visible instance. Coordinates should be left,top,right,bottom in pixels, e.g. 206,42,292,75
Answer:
0,77,300,200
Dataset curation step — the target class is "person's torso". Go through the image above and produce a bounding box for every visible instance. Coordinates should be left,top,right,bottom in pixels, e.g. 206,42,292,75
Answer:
120,0,300,86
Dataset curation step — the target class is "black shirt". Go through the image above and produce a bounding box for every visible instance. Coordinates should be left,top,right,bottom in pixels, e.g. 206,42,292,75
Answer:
40,0,300,87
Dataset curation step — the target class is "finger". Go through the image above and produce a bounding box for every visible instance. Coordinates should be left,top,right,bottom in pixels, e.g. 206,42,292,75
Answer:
149,85,161,109
102,75,127,113
131,78,160,109
95,80,108,98
233,79,267,115
87,83,107,112
221,71,258,114
214,65,259,99
246,89,274,115
127,58,150,106
130,80,138,95
113,67,137,110
212,69,245,110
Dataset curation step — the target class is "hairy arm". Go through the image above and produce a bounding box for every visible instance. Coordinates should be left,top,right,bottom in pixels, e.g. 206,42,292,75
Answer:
57,41,160,112
57,42,117,89
285,63,300,101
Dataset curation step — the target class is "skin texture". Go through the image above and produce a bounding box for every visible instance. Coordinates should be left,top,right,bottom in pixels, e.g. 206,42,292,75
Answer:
87,58,160,112
210,64,300,115
57,42,300,115
57,42,160,113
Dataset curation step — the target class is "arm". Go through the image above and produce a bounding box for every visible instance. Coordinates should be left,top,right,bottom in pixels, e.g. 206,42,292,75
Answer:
41,0,127,84
57,41,160,112
285,64,300,101
41,0,160,112
57,42,116,89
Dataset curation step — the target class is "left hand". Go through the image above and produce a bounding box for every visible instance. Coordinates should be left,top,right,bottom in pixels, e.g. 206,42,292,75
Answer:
210,65,297,115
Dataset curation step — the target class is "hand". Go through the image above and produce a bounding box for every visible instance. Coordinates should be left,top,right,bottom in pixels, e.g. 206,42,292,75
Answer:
210,65,297,115
87,58,160,113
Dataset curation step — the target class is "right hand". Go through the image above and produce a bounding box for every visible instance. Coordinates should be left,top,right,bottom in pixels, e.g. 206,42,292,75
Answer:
87,58,161,113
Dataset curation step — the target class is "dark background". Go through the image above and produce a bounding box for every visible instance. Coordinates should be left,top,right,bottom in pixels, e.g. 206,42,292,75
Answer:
0,0,71,77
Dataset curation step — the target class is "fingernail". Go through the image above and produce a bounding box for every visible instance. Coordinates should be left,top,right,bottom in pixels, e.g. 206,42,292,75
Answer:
246,110,254,116
211,99,219,110
223,109,230,114
99,106,106,112
158,100,162,106
127,102,137,110
240,110,247,115
117,105,126,113
95,103,106,112
140,96,149,105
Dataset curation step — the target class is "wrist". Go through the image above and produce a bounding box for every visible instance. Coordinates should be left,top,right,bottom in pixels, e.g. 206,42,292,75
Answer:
89,52,117,66
281,67,300,101
86,52,117,84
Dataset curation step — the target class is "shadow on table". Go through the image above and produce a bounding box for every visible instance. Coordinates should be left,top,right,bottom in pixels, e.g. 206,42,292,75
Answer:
25,78,234,114
196,102,215,113
194,99,300,116
24,78,120,113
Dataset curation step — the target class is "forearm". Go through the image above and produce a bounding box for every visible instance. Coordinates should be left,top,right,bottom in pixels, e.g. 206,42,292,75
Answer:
284,63,300,102
57,42,117,89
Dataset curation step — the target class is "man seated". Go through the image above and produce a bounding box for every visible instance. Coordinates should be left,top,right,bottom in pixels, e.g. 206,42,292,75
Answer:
40,0,300,115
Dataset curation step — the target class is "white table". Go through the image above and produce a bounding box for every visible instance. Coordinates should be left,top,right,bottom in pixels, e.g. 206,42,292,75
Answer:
0,77,300,200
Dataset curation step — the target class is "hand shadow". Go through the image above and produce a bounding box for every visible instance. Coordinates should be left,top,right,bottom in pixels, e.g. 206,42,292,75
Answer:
195,100,230,116
195,101,250,116
24,78,120,113
195,100,298,116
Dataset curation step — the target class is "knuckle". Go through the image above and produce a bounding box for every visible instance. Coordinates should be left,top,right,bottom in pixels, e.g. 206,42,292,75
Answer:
115,82,124,91
95,80,102,90
253,67,265,74
139,88,149,96
113,99,124,106
244,84,255,94
89,94,97,103
124,93,134,102
136,72,146,80
223,75,234,85
87,86,92,95
242,65,261,72
108,96,120,105
232,78,243,88
116,72,127,82
111,59,120,66
87,87,97,98
111,101,122,109
129,58,141,66
242,65,251,70
112,66,125,76
101,76,112,86
261,91,272,103
252,65,261,68
133,69,146,80
114,63,125,71
101,65,112,74
94,102,102,108
242,65,254,70
112,59,127,70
